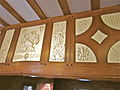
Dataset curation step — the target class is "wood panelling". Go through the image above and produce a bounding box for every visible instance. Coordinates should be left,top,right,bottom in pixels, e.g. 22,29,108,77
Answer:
0,18,9,26
26,0,47,19
0,0,26,23
58,0,71,15
91,0,100,10
0,6,120,81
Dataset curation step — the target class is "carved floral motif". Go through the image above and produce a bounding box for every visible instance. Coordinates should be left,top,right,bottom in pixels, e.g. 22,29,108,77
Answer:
0,30,15,63
76,17,92,35
49,21,66,62
13,25,45,62
76,43,97,62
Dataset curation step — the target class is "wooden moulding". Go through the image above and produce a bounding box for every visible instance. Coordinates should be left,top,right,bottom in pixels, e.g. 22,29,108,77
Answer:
0,5,120,81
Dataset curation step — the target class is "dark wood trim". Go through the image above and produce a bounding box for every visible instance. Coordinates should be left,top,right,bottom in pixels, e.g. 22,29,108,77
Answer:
0,18,9,26
58,0,71,15
91,0,100,10
65,19,71,63
5,28,21,63
26,0,47,19
0,0,26,23
70,18,75,63
0,29,6,49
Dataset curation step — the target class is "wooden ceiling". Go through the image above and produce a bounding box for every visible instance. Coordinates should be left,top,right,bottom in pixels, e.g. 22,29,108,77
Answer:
0,0,120,27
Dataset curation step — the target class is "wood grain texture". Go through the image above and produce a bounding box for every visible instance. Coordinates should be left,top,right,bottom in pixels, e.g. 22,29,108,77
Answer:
0,29,6,49
0,0,26,23
91,0,100,10
26,0,47,19
40,22,53,63
68,18,75,63
0,18,9,26
0,5,120,81
58,0,71,15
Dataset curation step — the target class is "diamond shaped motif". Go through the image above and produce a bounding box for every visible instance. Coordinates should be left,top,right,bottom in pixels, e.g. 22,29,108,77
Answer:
91,30,108,44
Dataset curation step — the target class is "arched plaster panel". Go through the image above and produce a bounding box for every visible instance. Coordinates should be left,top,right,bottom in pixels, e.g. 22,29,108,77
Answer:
76,43,97,62
108,41,120,63
101,12,120,30
76,17,93,35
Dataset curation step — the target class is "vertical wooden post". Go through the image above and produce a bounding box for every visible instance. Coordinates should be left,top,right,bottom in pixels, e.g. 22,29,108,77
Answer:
40,22,53,63
0,29,6,49
67,18,75,63
6,27,21,63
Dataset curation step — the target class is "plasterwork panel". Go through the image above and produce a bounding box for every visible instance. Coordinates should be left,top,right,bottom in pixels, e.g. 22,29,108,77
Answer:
76,43,97,62
101,12,120,30
76,17,92,35
0,29,15,63
49,21,66,62
108,41,120,63
13,25,45,62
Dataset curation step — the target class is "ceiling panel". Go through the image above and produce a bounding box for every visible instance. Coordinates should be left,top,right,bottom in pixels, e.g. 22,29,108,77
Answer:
67,0,91,13
100,0,120,8
36,0,63,17
0,5,19,25
0,24,3,27
6,0,40,21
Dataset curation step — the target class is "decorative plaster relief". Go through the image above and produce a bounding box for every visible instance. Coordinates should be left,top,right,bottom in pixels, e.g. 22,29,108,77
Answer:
0,29,15,63
49,21,66,62
108,41,120,63
13,25,45,62
101,12,120,30
76,43,97,62
91,30,108,44
76,17,92,35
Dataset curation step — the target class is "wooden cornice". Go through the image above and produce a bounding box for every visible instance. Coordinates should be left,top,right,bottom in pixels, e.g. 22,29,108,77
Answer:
58,0,71,15
91,0,100,10
26,0,47,19
0,0,26,23
0,18,9,26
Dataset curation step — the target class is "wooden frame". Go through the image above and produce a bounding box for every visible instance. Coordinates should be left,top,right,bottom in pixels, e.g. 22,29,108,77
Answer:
0,5,120,81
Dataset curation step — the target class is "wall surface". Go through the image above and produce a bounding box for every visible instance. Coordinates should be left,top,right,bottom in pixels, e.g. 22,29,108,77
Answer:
0,76,119,90
0,76,52,90
54,79,120,90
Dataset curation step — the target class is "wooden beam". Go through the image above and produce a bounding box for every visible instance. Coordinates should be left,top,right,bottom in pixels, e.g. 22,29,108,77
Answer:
91,0,100,10
0,0,26,23
26,0,47,19
1,5,120,30
58,0,71,15
0,18,9,26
